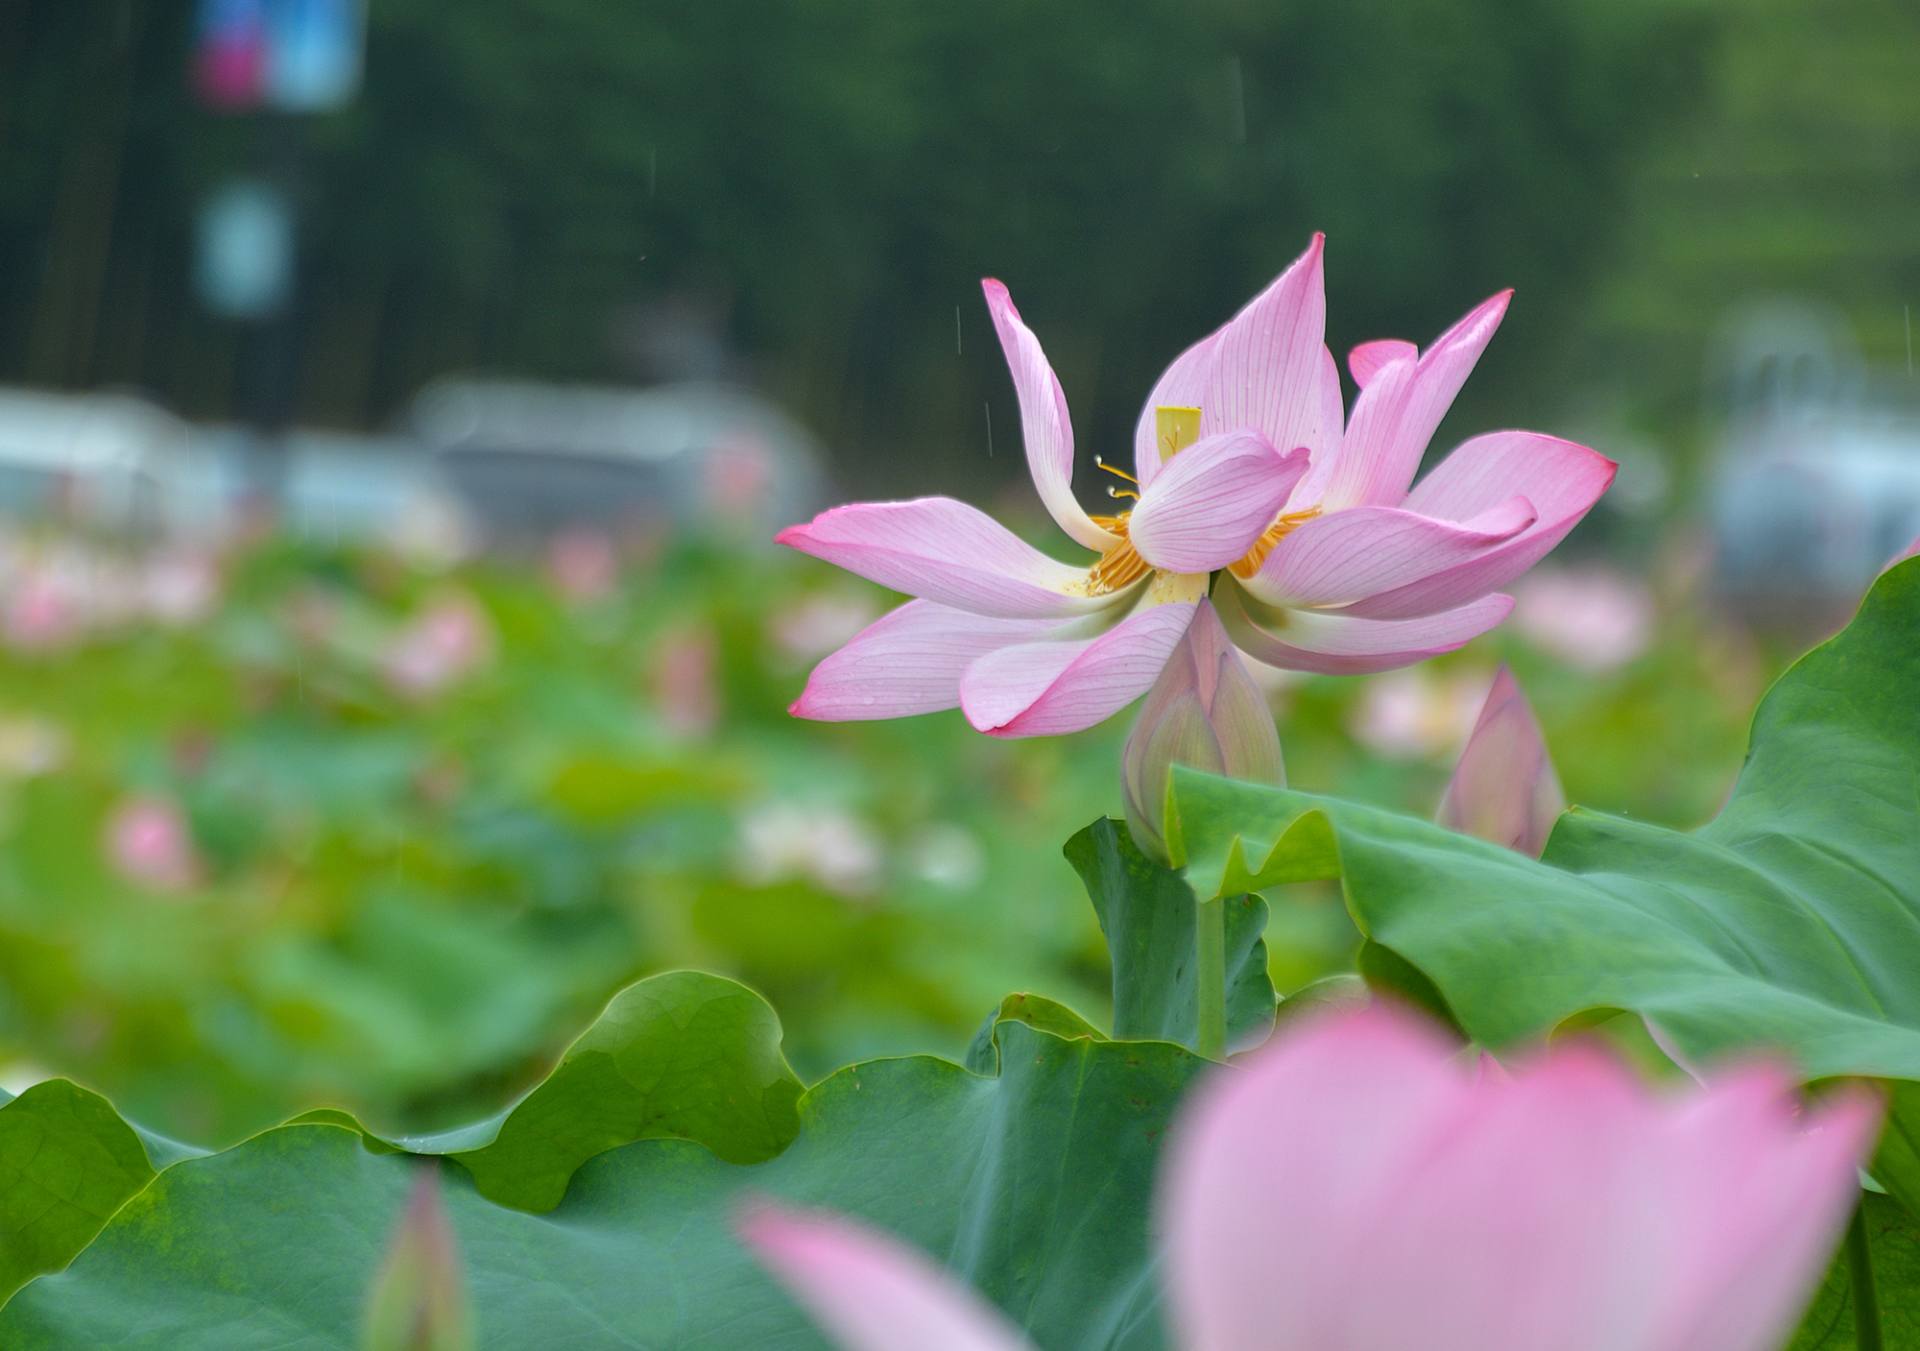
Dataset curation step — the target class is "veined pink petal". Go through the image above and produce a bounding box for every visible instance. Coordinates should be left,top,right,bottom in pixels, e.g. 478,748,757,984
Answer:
1199,235,1329,463
740,1204,1032,1351
1436,665,1565,857
1282,345,1353,511
960,600,1197,737
1132,331,1219,489
1319,291,1512,511
1240,497,1535,610
1161,1003,1472,1351
790,600,1065,721
981,280,1117,553
1349,338,1417,389
777,498,1111,619
1128,433,1308,574
1345,431,1617,619
1218,585,1513,675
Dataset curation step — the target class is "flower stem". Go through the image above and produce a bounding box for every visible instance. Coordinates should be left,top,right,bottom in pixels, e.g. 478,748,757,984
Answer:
1195,894,1226,1060
1848,1198,1884,1351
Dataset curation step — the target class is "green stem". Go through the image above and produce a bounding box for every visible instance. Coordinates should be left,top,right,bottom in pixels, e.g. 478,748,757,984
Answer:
1195,894,1226,1060
1848,1198,1884,1351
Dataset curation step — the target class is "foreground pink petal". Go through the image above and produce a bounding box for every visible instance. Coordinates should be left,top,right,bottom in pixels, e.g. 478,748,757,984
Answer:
1344,430,1618,619
740,1204,1031,1351
1162,1003,1879,1351
777,498,1111,619
1348,338,1417,388
982,280,1118,553
1241,497,1535,610
1437,664,1566,856
960,600,1197,737
790,600,1066,721
1319,291,1511,511
1217,586,1514,676
1128,434,1308,574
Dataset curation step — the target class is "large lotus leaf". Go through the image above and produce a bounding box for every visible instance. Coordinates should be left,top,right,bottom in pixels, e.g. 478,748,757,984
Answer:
322,969,805,1212
1,1018,1203,1348
1065,818,1276,1053
1168,559,1920,1211
0,1082,164,1303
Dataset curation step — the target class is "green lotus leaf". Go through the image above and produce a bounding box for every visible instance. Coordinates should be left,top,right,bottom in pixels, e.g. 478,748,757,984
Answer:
1169,559,1920,1212
1,1014,1206,1347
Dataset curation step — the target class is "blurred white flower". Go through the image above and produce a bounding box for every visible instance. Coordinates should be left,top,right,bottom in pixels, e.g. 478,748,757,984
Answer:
143,549,223,626
1512,565,1653,673
1349,667,1487,760
0,715,68,778
738,802,884,897
903,822,986,890
771,593,881,665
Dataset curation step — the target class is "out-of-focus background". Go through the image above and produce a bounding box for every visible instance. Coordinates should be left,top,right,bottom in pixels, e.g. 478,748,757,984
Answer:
0,0,1915,1142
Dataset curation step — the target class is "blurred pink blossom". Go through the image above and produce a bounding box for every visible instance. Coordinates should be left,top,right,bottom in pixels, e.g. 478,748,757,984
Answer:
742,1003,1877,1351
105,796,201,894
3,566,85,651
737,803,882,897
651,622,720,736
384,595,494,698
1512,565,1654,673
1349,666,1486,759
547,529,620,603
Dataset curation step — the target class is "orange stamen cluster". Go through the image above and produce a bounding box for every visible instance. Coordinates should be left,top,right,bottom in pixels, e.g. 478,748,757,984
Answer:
1229,507,1322,579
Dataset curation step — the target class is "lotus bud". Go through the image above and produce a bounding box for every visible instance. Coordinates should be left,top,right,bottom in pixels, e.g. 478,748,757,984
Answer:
1122,598,1283,861
365,1169,472,1351
1436,664,1565,857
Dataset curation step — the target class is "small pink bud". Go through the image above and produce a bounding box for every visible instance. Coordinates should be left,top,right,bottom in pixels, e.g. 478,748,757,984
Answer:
383,595,493,699
546,529,619,603
1437,665,1566,857
1122,599,1283,861
365,1169,472,1351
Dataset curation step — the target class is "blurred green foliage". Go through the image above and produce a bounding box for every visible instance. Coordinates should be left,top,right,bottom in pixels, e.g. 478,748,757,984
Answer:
0,523,1775,1143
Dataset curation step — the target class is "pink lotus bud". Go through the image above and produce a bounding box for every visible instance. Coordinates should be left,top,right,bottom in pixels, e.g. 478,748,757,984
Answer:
1437,665,1565,857
104,795,201,894
143,550,222,626
3,568,83,652
1122,599,1283,861
365,1170,471,1351
1885,533,1920,573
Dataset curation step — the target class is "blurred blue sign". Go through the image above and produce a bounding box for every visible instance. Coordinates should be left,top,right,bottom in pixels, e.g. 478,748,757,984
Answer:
195,0,365,112
194,180,295,320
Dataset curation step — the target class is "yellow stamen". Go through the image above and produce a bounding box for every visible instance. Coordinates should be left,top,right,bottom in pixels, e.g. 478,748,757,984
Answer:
1084,512,1151,595
1229,507,1323,579
1155,405,1202,461
1093,455,1138,486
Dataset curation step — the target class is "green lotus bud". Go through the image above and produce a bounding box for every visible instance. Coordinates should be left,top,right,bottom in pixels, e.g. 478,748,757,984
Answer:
1122,598,1284,861
365,1169,472,1351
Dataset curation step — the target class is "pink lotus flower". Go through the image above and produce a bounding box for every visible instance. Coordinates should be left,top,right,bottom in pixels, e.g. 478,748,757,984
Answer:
741,1004,1877,1351
547,529,620,603
1512,564,1653,673
780,236,1615,737
1437,664,1566,857
105,795,201,895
